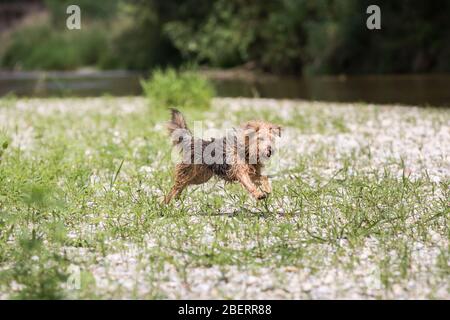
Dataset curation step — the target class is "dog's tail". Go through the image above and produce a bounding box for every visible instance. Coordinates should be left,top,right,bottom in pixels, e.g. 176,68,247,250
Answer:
167,108,192,147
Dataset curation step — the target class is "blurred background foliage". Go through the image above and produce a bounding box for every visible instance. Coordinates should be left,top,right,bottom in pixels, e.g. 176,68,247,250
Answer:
0,0,449,74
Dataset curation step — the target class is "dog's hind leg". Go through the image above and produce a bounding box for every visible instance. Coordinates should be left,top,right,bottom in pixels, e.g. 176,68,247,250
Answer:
164,164,192,204
164,164,212,204
164,182,187,204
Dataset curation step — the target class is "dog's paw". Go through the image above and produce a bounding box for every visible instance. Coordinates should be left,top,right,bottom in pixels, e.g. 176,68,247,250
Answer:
255,192,267,200
260,181,272,194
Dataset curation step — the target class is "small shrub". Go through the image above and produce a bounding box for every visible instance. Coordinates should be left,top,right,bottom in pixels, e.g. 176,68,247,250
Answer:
7,236,69,300
141,68,215,109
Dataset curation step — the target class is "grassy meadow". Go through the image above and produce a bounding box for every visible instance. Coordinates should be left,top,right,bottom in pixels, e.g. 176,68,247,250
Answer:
0,91,448,299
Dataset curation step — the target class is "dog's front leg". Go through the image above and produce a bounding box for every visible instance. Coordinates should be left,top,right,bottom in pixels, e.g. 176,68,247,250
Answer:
238,173,266,200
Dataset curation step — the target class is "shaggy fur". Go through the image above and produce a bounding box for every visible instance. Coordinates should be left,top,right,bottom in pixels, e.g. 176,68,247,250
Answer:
164,108,281,204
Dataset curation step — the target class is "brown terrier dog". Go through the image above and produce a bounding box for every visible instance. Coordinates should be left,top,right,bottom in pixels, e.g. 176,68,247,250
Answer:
164,109,281,204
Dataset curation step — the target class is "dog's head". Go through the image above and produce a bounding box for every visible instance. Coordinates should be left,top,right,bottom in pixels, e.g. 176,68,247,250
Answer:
241,120,282,163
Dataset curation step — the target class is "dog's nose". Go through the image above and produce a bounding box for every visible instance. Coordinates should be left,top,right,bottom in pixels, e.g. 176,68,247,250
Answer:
266,146,272,157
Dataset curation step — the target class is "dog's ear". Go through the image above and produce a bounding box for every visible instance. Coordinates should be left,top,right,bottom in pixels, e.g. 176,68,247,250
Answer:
272,125,282,137
242,121,259,130
242,121,260,135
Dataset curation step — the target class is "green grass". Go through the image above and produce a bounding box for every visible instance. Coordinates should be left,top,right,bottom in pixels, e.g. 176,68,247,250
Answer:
0,97,448,299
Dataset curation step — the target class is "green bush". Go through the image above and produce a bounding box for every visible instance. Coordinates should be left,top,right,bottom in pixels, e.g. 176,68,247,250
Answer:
0,20,110,70
2,0,449,74
102,2,181,70
130,0,450,74
164,1,255,68
141,68,215,109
